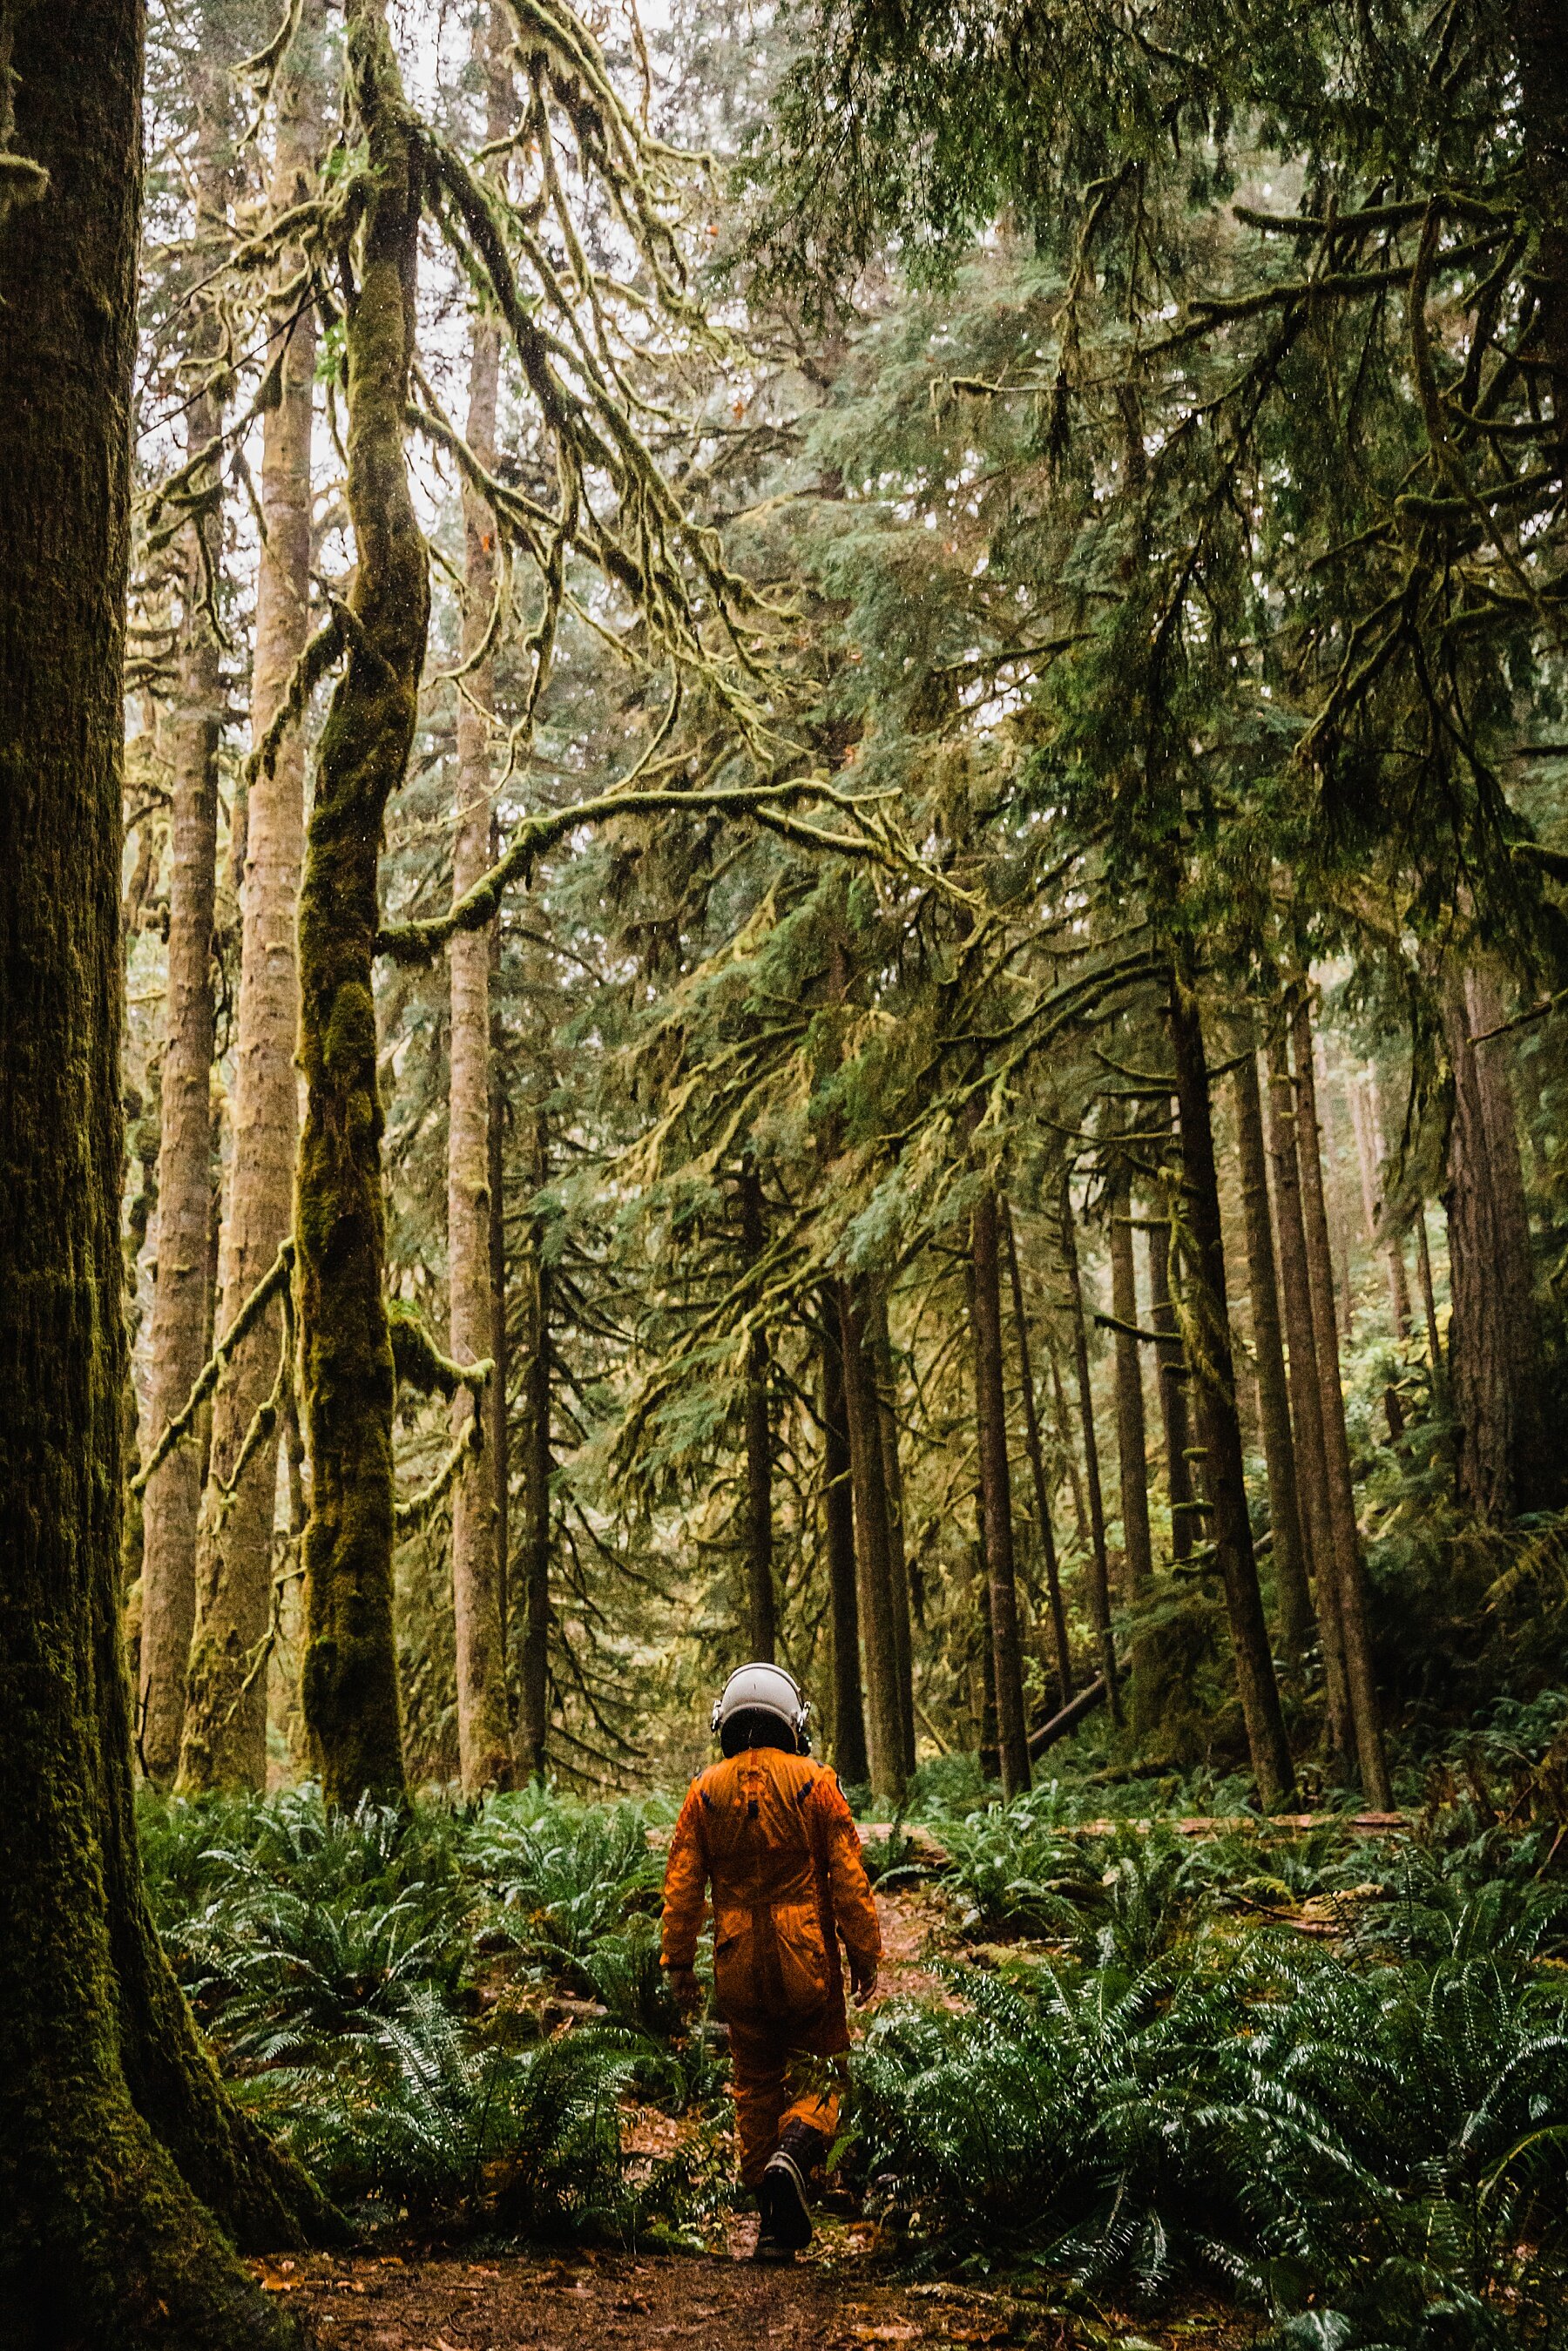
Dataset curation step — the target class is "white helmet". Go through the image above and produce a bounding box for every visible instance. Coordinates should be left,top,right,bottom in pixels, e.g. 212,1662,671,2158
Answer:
711,1661,811,1754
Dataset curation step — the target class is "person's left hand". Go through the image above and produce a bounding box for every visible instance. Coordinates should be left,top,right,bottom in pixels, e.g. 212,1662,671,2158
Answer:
850,1954,879,2007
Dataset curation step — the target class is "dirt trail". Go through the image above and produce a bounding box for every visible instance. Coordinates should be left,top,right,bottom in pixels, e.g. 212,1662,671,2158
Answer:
253,2243,1239,2351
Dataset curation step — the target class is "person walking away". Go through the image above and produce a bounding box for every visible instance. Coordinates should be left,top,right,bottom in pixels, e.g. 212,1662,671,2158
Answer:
661,1663,882,2261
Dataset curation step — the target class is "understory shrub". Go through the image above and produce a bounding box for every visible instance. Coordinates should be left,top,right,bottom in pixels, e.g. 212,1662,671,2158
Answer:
850,1892,1568,2347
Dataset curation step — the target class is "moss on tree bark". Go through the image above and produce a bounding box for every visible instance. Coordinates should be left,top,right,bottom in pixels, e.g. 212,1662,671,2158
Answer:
0,5,330,2336
296,0,429,1808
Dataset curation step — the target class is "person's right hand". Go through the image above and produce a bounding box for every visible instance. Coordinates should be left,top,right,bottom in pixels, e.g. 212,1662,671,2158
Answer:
850,1954,879,2007
668,1964,703,2014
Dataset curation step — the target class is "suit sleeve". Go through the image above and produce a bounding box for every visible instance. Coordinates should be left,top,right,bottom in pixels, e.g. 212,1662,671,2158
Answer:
660,1783,709,1970
814,1773,882,1965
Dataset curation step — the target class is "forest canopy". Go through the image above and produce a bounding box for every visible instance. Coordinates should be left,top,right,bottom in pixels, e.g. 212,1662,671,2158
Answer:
3,0,1568,2341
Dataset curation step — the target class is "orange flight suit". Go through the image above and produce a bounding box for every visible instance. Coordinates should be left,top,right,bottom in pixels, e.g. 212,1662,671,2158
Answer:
661,1745,882,2189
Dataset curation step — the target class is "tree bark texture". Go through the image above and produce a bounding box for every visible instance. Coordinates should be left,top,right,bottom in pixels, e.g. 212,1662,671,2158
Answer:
1292,996,1391,1807
836,1278,906,1801
1004,1203,1073,1702
821,1292,868,1786
0,9,331,2332
1234,1046,1314,1672
739,1167,778,1661
519,1103,553,1780
1442,966,1549,1522
1061,1174,1119,1717
446,28,515,1793
1264,1025,1354,1762
180,7,323,1794
970,1188,1032,1796
297,0,428,1807
1168,975,1294,1807
138,76,229,1785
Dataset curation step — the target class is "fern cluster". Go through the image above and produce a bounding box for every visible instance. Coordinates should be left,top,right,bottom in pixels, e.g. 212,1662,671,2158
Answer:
140,1781,720,2239
852,1883,1568,2345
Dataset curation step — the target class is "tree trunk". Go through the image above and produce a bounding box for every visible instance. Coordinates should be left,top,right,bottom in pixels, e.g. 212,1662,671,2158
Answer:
446,16,515,1794
1168,973,1294,1807
1146,1209,1194,1564
0,8,332,2328
1350,1069,1411,1339
1457,963,1551,1514
1234,1044,1314,1672
180,6,322,1795
1108,1141,1166,1740
868,1280,916,1768
519,1103,552,1780
1264,1025,1354,1765
1045,1329,1092,1549
821,1291,868,1786
1061,1173,1119,1719
1416,1209,1443,1377
970,1188,1031,1797
1508,0,1568,485
139,84,228,1784
297,0,428,1808
1004,1202,1073,1702
836,1277,906,1802
489,879,510,1690
1292,995,1391,1807
737,1165,778,1660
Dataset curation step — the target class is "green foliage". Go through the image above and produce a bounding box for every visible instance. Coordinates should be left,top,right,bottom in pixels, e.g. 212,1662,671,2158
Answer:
470,1796,665,1976
243,1991,637,2236
852,1904,1568,2341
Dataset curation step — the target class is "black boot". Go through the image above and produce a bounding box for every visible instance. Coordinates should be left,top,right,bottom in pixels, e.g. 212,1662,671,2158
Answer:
754,2121,826,2264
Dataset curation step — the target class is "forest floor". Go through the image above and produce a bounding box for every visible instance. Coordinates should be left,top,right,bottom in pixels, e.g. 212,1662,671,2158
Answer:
250,1881,1246,2351
250,2242,1249,2351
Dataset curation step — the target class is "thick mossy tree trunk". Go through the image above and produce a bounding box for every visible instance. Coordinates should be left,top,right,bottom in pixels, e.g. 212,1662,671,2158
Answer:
181,4,324,1794
297,0,429,1808
837,1276,906,1802
821,1291,868,1785
0,6,330,2334
1168,973,1294,1807
1442,966,1550,1522
446,30,514,1792
1106,1144,1155,1734
970,1187,1031,1796
1234,1044,1314,1674
139,71,229,1783
518,1099,553,1780
1291,996,1391,1807
739,1165,778,1661
1061,1173,1119,1715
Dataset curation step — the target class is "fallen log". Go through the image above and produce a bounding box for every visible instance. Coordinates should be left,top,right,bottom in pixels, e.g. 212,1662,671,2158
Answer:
1029,1672,1108,1757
